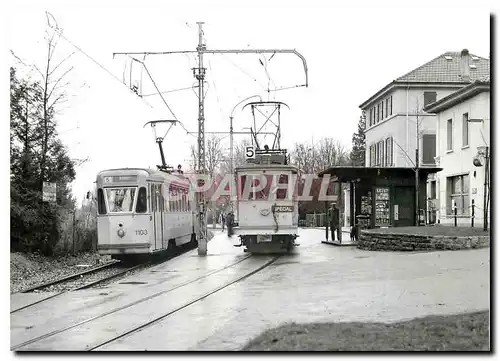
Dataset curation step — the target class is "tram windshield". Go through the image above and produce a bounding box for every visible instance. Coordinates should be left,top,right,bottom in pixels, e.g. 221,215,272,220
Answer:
105,187,136,212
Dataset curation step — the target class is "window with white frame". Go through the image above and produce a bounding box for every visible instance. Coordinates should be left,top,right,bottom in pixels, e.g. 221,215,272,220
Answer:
447,119,453,151
447,174,469,215
370,144,376,166
385,137,393,166
375,141,384,166
462,112,469,147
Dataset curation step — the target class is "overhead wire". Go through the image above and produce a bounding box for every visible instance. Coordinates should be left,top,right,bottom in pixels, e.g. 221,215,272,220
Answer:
44,11,155,110
208,59,226,123
141,85,199,97
128,56,196,138
221,54,268,91
260,55,277,100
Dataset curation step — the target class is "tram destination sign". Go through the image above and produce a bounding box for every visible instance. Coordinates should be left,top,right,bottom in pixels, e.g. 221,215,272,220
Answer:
103,175,138,184
272,205,293,213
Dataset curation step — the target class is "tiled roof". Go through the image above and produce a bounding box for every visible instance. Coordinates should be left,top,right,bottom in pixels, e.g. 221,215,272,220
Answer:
423,78,490,114
359,50,490,108
396,51,490,83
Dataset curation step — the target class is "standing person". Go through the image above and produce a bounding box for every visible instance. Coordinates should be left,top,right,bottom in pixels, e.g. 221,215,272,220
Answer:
329,203,340,242
226,212,234,237
221,213,225,231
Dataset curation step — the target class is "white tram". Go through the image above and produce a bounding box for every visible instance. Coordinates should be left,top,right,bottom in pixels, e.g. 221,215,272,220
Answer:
234,149,299,253
96,168,197,261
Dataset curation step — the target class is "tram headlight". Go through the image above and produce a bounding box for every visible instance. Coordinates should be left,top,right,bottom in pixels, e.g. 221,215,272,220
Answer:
117,228,125,238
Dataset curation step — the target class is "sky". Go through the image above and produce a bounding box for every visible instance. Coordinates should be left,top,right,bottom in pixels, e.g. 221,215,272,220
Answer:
3,0,492,203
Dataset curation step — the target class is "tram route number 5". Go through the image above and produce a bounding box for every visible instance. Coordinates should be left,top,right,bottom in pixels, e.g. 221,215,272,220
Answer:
245,146,255,159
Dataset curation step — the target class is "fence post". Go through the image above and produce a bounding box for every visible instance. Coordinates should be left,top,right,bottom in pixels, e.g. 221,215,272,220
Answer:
471,200,475,228
454,206,457,227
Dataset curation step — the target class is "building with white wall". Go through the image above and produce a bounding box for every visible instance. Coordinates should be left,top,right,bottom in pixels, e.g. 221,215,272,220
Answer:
359,49,489,170
423,78,490,227
342,49,490,227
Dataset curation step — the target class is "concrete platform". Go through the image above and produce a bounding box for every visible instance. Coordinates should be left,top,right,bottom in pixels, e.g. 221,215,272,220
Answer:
11,228,490,351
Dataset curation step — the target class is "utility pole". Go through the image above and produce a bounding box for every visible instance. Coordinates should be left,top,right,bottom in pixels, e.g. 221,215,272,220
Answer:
415,114,420,227
113,23,308,257
483,146,489,231
194,22,208,255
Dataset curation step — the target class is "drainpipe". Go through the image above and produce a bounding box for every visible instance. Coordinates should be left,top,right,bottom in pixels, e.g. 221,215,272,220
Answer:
406,83,409,166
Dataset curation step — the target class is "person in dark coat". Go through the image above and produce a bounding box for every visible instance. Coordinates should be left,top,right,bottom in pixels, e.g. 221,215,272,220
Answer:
221,213,225,231
226,212,234,236
329,203,340,241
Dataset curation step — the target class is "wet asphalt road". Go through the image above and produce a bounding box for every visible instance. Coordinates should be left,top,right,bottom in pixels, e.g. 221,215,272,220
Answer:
11,228,489,351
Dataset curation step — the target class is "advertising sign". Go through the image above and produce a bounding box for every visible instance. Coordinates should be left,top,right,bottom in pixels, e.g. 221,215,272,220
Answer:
43,182,57,203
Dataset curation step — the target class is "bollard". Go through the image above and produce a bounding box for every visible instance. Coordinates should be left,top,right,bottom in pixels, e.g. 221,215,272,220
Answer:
454,207,458,227
471,200,475,228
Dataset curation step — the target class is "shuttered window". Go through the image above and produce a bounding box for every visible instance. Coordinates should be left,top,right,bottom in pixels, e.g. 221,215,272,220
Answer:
385,137,393,166
422,134,436,164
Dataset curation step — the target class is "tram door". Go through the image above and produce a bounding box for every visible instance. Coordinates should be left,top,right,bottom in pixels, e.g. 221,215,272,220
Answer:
150,183,164,251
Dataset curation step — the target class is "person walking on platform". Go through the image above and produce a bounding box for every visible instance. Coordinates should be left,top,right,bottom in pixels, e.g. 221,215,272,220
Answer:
221,213,225,231
329,203,341,242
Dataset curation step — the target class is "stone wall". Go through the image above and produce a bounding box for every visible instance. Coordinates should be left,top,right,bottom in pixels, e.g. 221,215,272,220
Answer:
358,230,490,251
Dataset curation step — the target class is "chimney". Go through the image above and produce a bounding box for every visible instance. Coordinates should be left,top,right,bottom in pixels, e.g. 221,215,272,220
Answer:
461,49,471,82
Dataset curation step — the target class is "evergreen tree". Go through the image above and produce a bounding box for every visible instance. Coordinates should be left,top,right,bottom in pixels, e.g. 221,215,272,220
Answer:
10,66,76,254
350,113,366,166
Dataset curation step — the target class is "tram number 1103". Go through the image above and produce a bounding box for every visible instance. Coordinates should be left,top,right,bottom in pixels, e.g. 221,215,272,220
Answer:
135,229,148,236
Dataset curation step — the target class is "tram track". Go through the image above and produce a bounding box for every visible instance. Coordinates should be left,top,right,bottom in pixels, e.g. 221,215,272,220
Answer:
10,262,148,314
12,254,280,351
89,255,281,351
11,242,200,314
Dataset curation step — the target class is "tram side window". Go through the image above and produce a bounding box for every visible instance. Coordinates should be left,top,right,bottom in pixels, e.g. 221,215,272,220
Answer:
174,187,178,212
136,187,147,213
152,184,160,212
165,185,170,212
159,186,164,212
276,174,289,200
97,188,106,214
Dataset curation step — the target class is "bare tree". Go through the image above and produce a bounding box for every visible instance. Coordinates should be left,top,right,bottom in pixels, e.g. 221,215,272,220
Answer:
316,138,350,170
290,143,315,173
17,13,80,187
189,135,226,227
291,137,349,174
190,135,226,176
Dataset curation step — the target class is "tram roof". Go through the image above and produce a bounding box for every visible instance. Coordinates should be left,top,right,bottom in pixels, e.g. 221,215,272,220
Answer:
97,168,156,175
317,166,443,182
97,168,190,182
